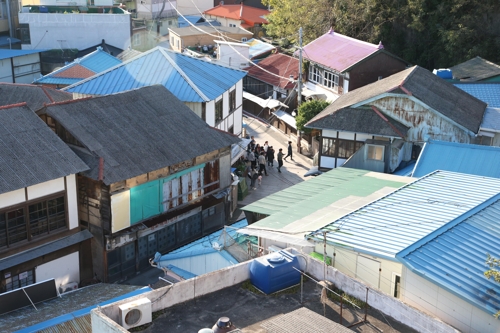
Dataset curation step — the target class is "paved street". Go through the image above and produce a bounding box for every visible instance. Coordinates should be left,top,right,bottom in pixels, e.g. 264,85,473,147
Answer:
238,113,313,207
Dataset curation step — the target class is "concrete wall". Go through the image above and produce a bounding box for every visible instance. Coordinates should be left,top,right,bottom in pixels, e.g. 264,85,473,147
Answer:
299,250,461,333
93,259,252,328
19,13,131,51
177,0,212,15
401,267,500,333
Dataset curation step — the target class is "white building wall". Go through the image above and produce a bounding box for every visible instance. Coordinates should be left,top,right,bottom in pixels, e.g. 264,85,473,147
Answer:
27,177,65,201
217,43,251,70
19,13,131,51
177,0,212,15
205,100,215,126
66,174,79,230
0,58,14,82
401,267,500,333
315,243,402,296
35,251,80,288
11,53,41,84
0,188,25,209
204,15,241,28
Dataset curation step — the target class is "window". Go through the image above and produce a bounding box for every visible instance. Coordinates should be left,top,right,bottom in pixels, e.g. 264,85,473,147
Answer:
229,89,236,111
321,138,337,157
19,23,31,45
241,37,247,42
2,269,35,293
0,1,6,19
392,273,401,298
367,145,384,161
133,33,141,47
324,71,339,92
201,102,206,122
229,23,236,27
322,138,364,159
170,36,174,46
308,65,321,83
215,99,223,123
0,196,66,249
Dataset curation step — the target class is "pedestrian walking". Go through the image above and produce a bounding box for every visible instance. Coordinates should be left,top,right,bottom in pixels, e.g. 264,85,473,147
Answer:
248,136,256,151
247,149,256,169
266,146,275,167
250,169,259,190
263,141,269,153
284,141,294,161
258,152,268,176
257,172,263,186
277,148,284,173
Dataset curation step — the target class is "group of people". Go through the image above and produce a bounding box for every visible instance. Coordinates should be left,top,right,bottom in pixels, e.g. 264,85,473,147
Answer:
244,136,294,190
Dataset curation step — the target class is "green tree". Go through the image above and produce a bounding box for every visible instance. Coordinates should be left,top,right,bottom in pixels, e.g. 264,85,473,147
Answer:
295,100,330,133
484,254,500,318
262,0,335,45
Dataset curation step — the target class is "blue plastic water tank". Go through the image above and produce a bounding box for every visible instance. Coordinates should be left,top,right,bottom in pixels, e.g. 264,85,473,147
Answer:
433,68,453,79
249,250,301,294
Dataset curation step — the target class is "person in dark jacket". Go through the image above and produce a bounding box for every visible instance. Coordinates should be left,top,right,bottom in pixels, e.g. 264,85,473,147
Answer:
284,141,294,161
266,146,275,167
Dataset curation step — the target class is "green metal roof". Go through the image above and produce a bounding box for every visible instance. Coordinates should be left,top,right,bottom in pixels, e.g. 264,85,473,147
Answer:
243,168,411,232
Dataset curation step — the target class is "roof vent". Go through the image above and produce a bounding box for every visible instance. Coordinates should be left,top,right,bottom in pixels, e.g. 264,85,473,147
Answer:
328,27,334,34
378,41,384,49
212,317,236,333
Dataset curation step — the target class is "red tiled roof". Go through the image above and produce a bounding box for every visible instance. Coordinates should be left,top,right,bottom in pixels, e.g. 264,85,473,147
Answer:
204,4,269,26
245,53,299,90
53,64,96,79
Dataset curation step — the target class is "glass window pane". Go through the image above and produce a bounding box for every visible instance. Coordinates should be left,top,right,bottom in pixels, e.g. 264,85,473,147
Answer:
29,201,48,237
0,213,6,248
7,209,26,245
48,197,66,231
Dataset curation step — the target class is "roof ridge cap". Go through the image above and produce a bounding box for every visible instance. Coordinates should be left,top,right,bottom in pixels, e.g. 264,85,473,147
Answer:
0,102,28,110
159,48,210,102
46,96,93,106
41,86,55,103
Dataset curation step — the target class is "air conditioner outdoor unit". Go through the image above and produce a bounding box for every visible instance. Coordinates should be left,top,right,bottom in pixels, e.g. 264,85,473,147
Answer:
119,298,152,329
59,281,78,294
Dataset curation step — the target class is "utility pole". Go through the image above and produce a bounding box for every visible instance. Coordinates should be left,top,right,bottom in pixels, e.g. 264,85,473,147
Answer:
296,27,303,154
298,27,303,107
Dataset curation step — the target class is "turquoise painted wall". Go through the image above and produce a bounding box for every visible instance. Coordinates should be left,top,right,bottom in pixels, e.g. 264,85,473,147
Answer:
129,163,206,225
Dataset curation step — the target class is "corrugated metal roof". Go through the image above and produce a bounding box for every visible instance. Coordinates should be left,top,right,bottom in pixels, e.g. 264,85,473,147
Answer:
481,107,500,132
397,196,500,316
37,314,91,333
300,29,380,73
454,83,500,107
243,168,411,234
245,38,275,59
64,47,247,102
35,47,122,85
412,140,500,178
308,171,500,259
0,49,43,60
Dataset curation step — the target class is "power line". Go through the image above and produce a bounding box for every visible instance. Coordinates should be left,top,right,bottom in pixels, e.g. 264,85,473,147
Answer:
164,0,301,82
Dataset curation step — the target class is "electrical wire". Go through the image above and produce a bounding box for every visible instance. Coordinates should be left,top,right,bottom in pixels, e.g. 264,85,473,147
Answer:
164,0,302,82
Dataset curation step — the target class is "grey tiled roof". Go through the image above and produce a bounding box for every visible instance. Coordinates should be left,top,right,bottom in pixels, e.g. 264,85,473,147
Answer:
449,56,500,81
307,66,487,133
0,83,72,111
0,104,89,195
308,107,408,137
43,85,239,185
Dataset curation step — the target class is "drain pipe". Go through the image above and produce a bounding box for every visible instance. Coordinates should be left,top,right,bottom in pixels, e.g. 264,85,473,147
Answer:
6,0,13,39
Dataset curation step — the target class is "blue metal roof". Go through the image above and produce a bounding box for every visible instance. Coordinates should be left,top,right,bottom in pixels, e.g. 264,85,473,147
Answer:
412,140,500,178
64,47,247,102
308,170,500,259
34,47,121,85
0,36,21,47
481,107,500,132
177,15,203,27
454,83,500,108
397,195,500,316
0,49,43,61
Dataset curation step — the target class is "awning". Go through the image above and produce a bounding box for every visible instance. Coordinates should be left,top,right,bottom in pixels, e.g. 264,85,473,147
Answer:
231,138,251,165
0,230,92,271
272,110,296,129
243,91,289,109
301,86,327,100
237,228,314,248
